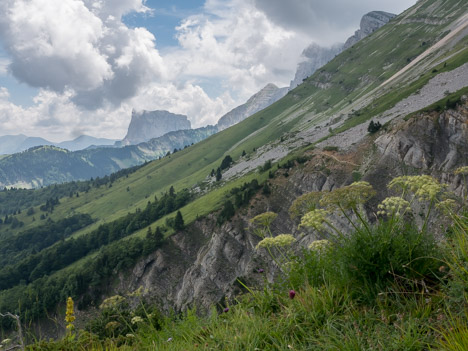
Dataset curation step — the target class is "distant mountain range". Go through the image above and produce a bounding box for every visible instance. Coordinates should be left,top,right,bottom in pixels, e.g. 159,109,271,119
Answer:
0,134,116,155
0,11,397,188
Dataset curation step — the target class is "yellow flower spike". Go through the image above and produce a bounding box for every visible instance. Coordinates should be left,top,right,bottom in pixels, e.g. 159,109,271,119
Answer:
65,297,76,333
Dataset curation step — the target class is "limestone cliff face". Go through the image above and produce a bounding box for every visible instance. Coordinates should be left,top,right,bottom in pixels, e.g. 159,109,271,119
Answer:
375,97,468,196
343,11,396,49
122,110,191,145
290,11,395,91
289,43,343,90
216,84,288,131
115,101,468,314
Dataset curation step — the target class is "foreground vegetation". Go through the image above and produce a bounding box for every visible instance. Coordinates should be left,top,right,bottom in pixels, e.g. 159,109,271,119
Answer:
13,170,468,350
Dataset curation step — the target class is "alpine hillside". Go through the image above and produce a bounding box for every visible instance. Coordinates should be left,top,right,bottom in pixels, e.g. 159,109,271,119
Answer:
0,0,467,349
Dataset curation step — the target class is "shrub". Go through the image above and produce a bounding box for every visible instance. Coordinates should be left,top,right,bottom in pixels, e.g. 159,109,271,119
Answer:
367,120,382,134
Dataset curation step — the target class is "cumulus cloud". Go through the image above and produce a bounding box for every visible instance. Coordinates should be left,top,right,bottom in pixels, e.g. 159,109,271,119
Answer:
166,0,310,102
130,82,235,128
0,87,131,140
253,0,416,45
0,0,165,109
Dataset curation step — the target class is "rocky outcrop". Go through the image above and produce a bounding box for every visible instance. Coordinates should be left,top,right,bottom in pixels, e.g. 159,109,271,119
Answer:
216,84,288,131
343,11,396,49
121,110,191,145
289,44,343,90
376,97,468,172
290,11,395,91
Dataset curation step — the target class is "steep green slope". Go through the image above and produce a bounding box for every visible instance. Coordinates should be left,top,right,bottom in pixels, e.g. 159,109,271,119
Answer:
0,0,467,329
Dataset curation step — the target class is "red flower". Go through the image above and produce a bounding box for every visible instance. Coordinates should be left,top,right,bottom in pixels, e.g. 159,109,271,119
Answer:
289,290,296,299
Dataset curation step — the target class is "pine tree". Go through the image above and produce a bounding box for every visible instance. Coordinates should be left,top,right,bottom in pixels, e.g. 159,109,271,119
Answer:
154,226,164,243
216,168,222,181
146,226,153,239
174,211,184,230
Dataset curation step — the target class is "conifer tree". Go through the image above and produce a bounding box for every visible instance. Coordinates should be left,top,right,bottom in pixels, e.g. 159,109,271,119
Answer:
174,211,184,230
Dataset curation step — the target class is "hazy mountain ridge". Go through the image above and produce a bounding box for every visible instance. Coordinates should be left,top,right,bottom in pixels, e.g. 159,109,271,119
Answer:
0,134,116,155
216,83,288,130
289,11,396,90
0,126,218,189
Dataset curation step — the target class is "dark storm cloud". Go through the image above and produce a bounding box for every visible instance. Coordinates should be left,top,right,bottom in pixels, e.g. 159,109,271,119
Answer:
253,0,416,42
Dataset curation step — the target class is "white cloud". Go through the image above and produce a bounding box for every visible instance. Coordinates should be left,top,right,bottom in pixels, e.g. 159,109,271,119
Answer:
0,58,9,76
129,82,235,128
0,0,165,109
253,0,417,45
166,0,309,101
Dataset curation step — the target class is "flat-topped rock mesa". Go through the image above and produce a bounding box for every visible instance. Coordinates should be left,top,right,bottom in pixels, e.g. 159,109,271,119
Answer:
121,110,192,145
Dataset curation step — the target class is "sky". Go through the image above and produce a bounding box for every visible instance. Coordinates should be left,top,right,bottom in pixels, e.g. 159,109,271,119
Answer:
0,0,416,142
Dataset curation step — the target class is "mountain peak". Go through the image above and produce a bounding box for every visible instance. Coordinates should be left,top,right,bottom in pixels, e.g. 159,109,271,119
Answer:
216,84,288,130
121,110,192,145
343,11,396,49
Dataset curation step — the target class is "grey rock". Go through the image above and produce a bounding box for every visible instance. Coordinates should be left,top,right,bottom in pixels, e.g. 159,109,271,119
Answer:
122,110,191,145
216,84,288,131
343,11,396,49
290,11,395,91
376,101,468,173
289,43,343,90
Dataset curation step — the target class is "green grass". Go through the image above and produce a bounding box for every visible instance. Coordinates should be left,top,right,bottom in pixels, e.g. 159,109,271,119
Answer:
1,0,468,341
29,173,468,351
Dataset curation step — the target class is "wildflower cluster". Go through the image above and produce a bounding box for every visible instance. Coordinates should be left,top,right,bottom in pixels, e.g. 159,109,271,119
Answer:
320,181,375,210
1,338,12,346
389,175,444,201
131,316,144,325
65,297,76,333
250,212,277,228
250,212,277,238
454,166,468,175
299,209,329,231
308,239,330,253
255,234,296,250
99,295,126,310
105,321,120,331
436,198,457,215
377,197,411,216
289,191,322,219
